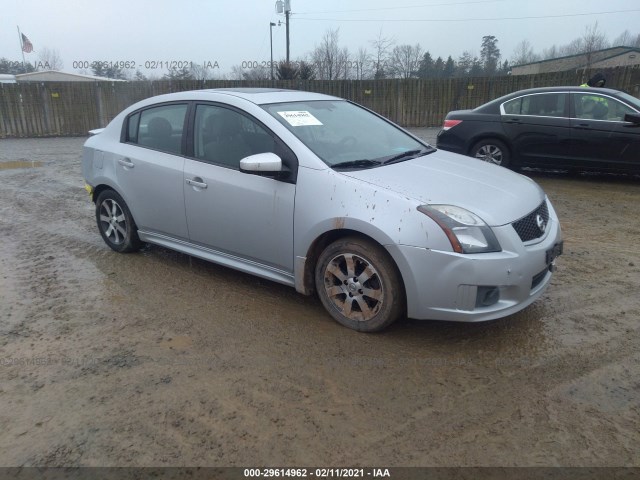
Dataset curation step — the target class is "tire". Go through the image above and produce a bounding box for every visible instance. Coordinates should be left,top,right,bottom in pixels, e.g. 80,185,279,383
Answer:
95,189,142,253
315,236,404,332
471,138,510,168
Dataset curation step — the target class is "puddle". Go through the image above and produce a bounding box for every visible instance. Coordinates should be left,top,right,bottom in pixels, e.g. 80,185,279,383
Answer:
0,160,44,170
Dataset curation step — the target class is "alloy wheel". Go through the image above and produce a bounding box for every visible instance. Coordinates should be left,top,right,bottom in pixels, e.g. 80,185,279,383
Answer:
322,252,384,322
99,198,128,245
475,144,503,165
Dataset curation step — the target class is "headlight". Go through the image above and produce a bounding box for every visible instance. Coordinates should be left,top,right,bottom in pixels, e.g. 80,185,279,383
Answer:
417,204,501,254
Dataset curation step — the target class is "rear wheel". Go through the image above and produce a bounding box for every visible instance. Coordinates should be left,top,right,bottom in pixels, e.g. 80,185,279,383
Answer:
471,139,510,168
95,189,142,253
315,237,404,332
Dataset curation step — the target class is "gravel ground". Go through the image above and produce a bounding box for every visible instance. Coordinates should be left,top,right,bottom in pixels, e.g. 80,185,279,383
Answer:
0,132,639,468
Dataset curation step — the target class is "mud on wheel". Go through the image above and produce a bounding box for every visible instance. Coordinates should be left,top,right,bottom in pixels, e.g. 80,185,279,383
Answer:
95,189,142,253
315,236,404,332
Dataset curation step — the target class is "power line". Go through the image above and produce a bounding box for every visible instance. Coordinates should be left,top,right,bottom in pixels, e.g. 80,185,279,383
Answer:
294,9,640,23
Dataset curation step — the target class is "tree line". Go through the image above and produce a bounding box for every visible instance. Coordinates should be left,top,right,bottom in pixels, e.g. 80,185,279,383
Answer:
234,30,507,81
1,22,638,81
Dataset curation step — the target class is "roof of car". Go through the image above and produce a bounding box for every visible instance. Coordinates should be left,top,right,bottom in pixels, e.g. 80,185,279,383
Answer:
503,86,623,96
115,88,346,120
196,88,341,105
475,86,632,112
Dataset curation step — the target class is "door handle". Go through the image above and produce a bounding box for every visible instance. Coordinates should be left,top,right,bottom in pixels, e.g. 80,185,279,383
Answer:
118,158,135,168
186,178,208,189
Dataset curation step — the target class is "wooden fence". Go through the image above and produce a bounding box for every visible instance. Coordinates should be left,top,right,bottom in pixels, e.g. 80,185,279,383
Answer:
1,66,639,138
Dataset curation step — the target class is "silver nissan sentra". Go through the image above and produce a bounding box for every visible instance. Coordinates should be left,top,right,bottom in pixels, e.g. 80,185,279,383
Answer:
82,88,562,332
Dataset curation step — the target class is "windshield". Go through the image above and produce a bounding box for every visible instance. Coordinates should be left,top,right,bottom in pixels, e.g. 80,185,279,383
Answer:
262,100,432,168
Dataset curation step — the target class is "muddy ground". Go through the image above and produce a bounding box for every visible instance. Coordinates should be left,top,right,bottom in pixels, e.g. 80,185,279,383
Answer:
0,131,639,468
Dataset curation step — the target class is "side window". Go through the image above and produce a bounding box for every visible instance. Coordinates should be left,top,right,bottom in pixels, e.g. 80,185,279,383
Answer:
502,97,522,115
127,112,140,143
573,93,635,121
194,104,277,168
127,104,187,154
520,93,566,117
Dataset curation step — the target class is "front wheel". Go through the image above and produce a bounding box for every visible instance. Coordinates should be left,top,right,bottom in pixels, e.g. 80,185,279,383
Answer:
315,237,404,332
471,139,510,168
95,189,142,253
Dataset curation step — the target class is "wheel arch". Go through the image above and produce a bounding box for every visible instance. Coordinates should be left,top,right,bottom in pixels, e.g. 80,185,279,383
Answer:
468,135,516,167
467,134,512,156
91,182,142,234
91,182,140,217
91,183,117,204
296,229,407,306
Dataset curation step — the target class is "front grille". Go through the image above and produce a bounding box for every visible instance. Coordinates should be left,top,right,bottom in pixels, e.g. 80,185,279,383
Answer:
512,201,549,243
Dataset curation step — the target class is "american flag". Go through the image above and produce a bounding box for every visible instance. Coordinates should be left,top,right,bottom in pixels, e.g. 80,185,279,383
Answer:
21,33,33,53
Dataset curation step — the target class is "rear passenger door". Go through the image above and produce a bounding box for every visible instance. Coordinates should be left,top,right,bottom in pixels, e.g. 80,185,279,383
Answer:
183,103,297,272
116,103,190,240
500,92,572,167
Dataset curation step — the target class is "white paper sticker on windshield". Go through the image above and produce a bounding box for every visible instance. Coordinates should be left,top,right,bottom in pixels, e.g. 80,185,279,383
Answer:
277,111,323,126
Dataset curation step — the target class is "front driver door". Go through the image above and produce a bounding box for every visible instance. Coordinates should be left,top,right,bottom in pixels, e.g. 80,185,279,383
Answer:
570,91,640,171
183,104,296,273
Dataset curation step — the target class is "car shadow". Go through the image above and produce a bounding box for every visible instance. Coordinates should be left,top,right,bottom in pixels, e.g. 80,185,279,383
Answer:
522,167,640,184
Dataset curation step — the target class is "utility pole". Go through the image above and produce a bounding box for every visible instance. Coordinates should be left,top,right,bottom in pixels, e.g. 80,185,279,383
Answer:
270,22,277,80
285,0,291,63
276,0,291,63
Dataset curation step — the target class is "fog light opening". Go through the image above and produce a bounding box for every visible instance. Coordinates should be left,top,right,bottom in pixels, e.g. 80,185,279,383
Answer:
476,286,500,308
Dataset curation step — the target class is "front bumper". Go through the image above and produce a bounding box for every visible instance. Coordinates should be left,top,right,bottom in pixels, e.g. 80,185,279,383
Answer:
386,210,562,322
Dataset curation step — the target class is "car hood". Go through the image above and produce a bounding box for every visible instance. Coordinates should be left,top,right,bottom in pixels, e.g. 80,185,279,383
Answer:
339,150,545,226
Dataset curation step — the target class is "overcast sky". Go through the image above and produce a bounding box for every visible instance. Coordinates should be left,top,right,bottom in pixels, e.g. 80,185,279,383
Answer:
3,0,640,76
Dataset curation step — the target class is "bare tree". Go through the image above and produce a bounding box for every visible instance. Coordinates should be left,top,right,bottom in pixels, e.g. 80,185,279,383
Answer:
37,47,63,70
229,64,270,80
311,28,351,80
543,25,636,61
511,39,539,65
612,30,640,47
581,21,609,68
558,38,584,57
354,47,372,80
133,69,147,81
455,51,481,77
542,45,559,60
613,30,634,46
388,44,423,79
557,22,609,61
190,62,213,80
369,28,395,79
338,46,351,79
164,66,193,80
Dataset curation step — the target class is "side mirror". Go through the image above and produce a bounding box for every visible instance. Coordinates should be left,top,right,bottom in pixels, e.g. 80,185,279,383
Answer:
239,152,282,174
623,113,640,125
